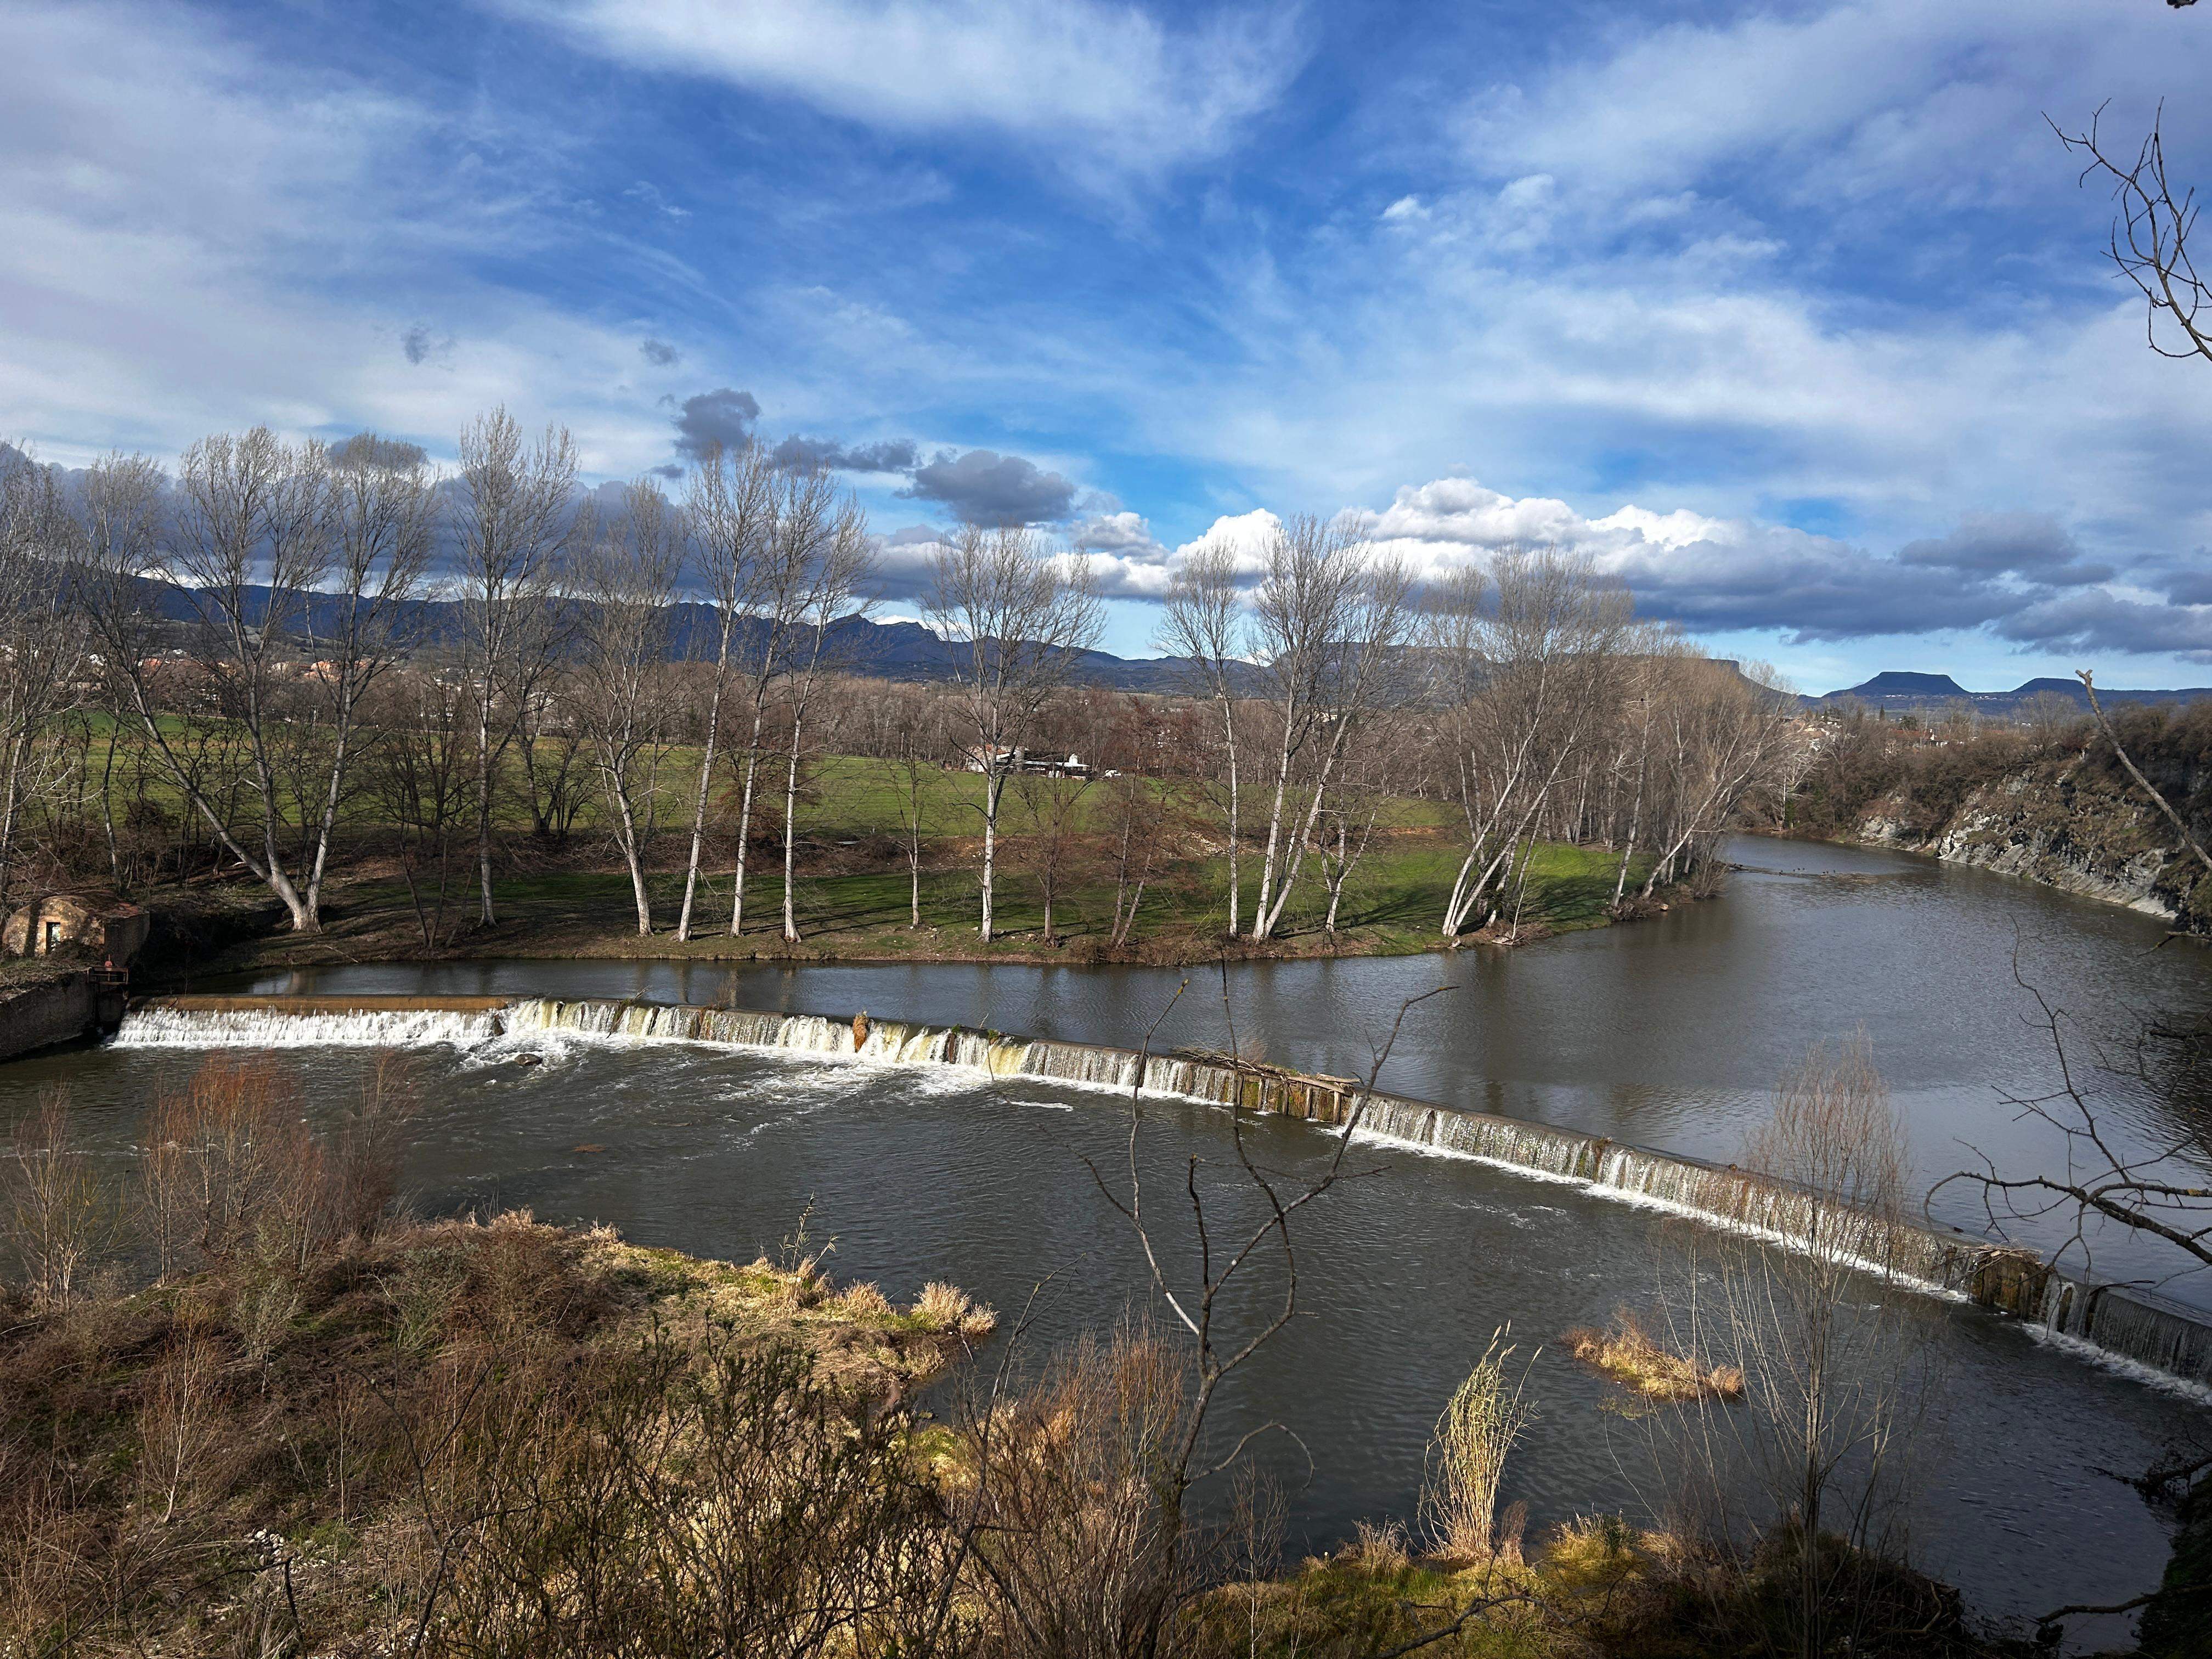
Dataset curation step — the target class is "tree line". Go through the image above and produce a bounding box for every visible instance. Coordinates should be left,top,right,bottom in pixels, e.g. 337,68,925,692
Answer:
0,411,1808,950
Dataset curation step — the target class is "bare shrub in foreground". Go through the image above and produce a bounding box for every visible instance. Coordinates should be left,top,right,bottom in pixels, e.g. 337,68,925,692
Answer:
0,1089,117,1312
1669,1033,1938,1659
1420,1327,1538,1562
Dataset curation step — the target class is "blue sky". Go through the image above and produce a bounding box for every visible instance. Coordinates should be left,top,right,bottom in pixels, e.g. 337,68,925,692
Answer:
5,0,2212,693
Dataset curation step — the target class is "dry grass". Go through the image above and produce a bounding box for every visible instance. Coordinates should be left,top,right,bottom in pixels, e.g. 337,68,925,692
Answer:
1564,1310,1745,1402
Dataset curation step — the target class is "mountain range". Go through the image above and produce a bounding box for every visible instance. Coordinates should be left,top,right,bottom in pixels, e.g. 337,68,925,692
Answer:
1813,671,2212,716
109,575,2212,710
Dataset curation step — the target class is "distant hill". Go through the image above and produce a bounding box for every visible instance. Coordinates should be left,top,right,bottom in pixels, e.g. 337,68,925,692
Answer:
1816,671,2212,717
115,577,1255,695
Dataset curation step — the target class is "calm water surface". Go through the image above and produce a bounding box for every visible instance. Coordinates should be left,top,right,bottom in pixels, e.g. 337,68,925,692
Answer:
8,834,2211,1640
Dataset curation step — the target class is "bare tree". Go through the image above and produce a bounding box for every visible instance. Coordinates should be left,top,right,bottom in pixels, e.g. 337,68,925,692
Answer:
1426,549,1630,939
1011,761,1093,947
73,432,360,931
674,443,774,940
454,409,577,927
296,433,436,922
1246,518,1413,941
728,467,836,937
0,1089,116,1312
571,481,682,934
362,673,472,950
776,494,876,944
923,526,1102,943
1102,772,1169,950
1637,658,1799,900
1314,729,1396,939
1672,1036,1936,1659
888,694,943,929
1029,977,1478,1656
0,452,88,909
1158,539,1247,938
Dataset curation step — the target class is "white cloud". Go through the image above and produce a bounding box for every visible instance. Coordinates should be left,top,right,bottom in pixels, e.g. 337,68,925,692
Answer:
496,0,1305,182
1459,0,2202,212
0,3,724,476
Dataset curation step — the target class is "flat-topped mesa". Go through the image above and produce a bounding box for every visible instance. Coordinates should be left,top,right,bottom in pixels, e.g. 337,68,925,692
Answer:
116,991,2198,1392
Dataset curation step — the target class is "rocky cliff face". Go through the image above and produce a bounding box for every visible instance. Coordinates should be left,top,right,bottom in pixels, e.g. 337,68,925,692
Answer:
1850,754,2197,921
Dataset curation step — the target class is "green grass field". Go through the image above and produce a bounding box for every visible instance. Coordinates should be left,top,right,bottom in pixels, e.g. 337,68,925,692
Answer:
66,729,1642,970
279,833,1638,972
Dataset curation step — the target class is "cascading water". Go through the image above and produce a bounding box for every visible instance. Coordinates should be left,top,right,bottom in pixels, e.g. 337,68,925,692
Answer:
112,991,2212,1395
113,1005,504,1050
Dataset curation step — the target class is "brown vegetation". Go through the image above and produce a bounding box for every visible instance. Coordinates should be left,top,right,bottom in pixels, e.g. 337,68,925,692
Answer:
1564,1310,1745,1402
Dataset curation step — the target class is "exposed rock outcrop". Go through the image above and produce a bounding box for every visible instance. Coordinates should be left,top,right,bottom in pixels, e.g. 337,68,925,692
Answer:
1850,751,2199,922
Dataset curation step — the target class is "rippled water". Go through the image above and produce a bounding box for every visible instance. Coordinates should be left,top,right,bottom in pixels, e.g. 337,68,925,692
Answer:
9,833,2212,1640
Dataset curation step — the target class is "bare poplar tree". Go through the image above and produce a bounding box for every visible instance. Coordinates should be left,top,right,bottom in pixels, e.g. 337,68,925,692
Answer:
1426,549,1630,939
923,526,1102,943
674,443,774,940
454,409,575,927
0,453,88,907
888,693,943,929
1637,659,1798,899
1245,518,1411,941
1158,538,1248,937
362,673,472,949
296,433,436,922
775,495,875,944
727,467,835,937
572,480,682,934
75,432,364,931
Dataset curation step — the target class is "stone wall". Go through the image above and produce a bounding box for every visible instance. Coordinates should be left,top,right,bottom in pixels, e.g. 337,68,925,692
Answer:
0,973,116,1061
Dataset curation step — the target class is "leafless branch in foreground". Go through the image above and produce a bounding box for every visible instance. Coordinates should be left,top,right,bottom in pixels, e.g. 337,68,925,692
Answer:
2056,102,2212,368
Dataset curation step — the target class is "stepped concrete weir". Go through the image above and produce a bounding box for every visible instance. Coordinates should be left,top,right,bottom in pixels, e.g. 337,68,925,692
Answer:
115,991,2212,1393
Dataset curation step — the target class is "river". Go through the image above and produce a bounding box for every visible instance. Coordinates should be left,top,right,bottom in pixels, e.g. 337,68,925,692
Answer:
6,833,2211,1640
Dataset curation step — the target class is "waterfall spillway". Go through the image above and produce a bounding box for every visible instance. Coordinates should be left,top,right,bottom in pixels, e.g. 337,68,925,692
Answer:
113,1003,505,1050
112,991,2212,1395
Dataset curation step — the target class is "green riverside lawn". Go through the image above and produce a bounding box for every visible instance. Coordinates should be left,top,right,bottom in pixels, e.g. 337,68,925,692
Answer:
113,754,1655,975
189,838,1643,978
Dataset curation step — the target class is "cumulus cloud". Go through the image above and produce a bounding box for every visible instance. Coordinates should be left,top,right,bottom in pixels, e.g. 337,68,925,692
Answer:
1341,476,2208,654
1072,509,1164,557
899,448,1079,524
639,337,679,366
665,387,761,461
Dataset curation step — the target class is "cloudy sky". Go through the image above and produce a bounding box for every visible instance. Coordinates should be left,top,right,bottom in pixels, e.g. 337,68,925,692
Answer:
4,0,2212,692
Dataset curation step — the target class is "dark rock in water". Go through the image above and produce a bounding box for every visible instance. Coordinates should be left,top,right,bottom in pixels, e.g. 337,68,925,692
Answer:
512,1052,541,1068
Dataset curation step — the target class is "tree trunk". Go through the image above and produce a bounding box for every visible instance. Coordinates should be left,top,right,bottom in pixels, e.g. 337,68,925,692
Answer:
1221,696,1242,938
729,704,766,936
675,626,734,941
474,697,497,926
782,715,804,943
979,769,1004,942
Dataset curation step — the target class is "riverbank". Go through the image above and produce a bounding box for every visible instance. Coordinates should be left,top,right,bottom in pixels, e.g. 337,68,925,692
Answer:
1788,712,2211,927
130,834,1667,987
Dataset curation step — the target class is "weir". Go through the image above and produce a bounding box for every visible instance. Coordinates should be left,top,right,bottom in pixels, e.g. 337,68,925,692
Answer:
115,991,2212,1394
